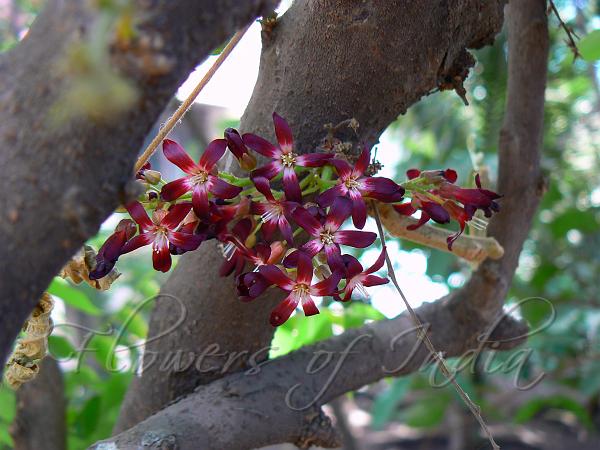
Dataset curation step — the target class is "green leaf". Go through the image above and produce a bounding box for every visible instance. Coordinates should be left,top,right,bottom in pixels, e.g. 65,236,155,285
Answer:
0,426,13,447
402,390,451,428
579,30,600,61
514,396,594,429
48,335,76,359
73,395,102,438
371,378,412,429
48,278,102,315
0,386,15,422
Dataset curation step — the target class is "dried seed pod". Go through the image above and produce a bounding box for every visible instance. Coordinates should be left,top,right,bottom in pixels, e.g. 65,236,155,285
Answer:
60,245,120,290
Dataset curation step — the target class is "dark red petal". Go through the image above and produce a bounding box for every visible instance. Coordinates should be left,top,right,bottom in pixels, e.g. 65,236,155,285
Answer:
161,203,192,230
278,216,294,245
354,146,370,175
152,238,172,272
167,231,204,251
362,274,389,287
361,177,404,197
394,202,417,216
475,173,482,189
300,239,324,257
162,139,197,174
261,219,277,241
292,206,323,237
324,243,343,272
198,138,227,170
272,112,294,153
311,270,342,297
325,197,352,231
258,264,295,291
421,201,450,224
406,168,421,180
295,153,332,167
243,133,280,158
224,128,247,159
295,251,314,285
232,218,253,240
251,160,283,180
343,255,364,279
270,294,298,327
252,176,276,202
192,184,210,219
350,192,367,229
97,230,127,262
283,167,302,203
208,175,243,199
329,159,353,178
160,177,192,202
125,202,154,230
443,169,458,183
334,230,376,248
365,246,387,274
115,219,137,239
407,211,430,230
317,184,346,208
120,233,154,254
301,296,320,317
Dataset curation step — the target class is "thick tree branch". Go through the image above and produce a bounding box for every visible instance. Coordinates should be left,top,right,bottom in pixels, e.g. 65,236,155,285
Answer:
0,0,277,365
102,0,549,447
10,357,66,450
115,0,509,431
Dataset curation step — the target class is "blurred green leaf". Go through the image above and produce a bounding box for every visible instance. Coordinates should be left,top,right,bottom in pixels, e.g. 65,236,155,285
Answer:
371,378,412,429
48,335,76,359
514,396,594,429
72,395,102,437
48,279,102,315
0,386,15,422
402,390,451,428
579,30,600,61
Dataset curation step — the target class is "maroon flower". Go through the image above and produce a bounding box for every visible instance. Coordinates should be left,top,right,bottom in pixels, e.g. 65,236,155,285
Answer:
443,201,473,250
437,174,501,218
169,220,205,255
251,176,298,244
258,252,341,326
236,272,271,302
393,196,450,230
89,219,137,280
318,147,404,228
224,128,257,171
291,197,377,270
335,248,389,301
160,139,242,219
406,168,457,183
243,113,332,202
219,218,254,277
120,202,204,272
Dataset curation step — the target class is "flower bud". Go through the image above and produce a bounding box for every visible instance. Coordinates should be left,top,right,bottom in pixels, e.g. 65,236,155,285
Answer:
143,169,162,185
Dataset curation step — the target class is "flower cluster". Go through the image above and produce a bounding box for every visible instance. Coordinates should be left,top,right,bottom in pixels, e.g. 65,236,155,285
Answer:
90,113,501,326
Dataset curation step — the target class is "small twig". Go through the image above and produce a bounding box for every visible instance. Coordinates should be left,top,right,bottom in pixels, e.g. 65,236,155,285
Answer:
548,0,580,59
371,203,504,264
371,201,500,450
134,24,251,173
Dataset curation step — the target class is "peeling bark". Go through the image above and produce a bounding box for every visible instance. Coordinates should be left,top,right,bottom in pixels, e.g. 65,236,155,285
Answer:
115,0,508,432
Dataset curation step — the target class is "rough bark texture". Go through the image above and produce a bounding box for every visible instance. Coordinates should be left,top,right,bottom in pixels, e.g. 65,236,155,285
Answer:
115,0,509,432
97,1,549,448
0,0,277,366
10,358,66,450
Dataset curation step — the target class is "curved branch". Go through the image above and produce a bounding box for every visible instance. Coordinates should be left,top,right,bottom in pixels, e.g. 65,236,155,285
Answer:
115,0,509,431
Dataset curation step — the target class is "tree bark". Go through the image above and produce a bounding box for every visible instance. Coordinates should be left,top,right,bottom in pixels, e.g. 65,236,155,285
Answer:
10,357,66,450
115,0,508,432
0,0,277,365
98,1,549,447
